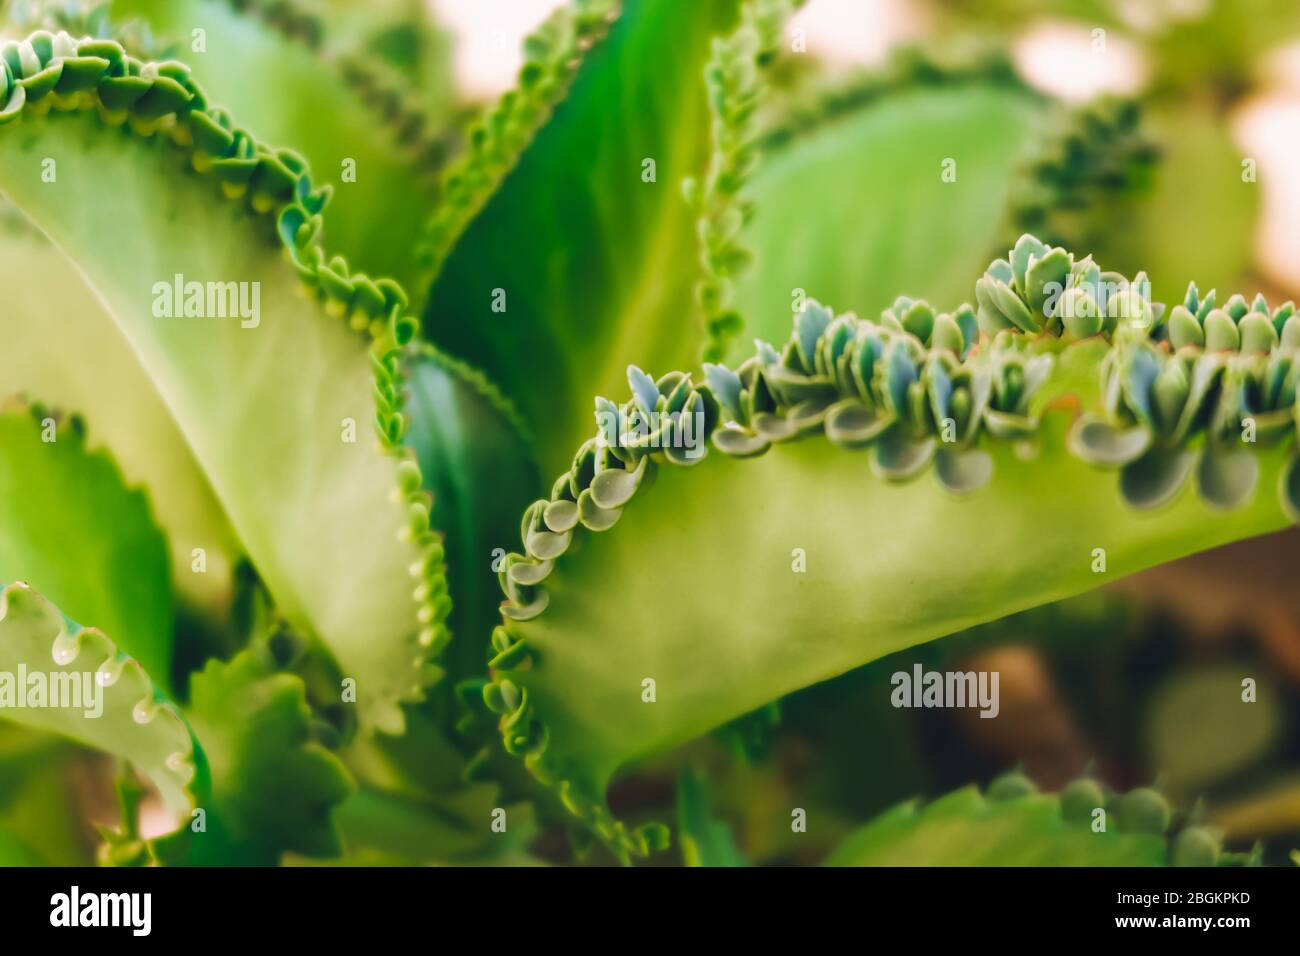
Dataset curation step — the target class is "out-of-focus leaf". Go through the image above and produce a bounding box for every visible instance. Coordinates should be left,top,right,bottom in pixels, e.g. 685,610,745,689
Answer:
171,648,354,864
824,782,1170,865
1095,106,1257,304
0,212,239,615
1146,666,1280,792
0,406,174,688
0,582,197,818
677,767,748,866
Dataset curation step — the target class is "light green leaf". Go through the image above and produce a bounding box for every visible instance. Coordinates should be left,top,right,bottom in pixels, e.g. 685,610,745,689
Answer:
0,213,239,614
483,266,1294,857
0,35,440,734
0,406,174,688
1095,106,1257,304
736,85,1043,359
825,781,1167,866
113,0,456,291
0,581,197,817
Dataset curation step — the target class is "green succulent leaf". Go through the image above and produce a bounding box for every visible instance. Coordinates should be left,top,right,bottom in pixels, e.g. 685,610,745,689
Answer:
113,0,457,291
402,344,539,681
1119,447,1197,510
418,0,619,286
0,581,198,818
0,406,174,688
1095,106,1257,303
423,0,743,474
0,33,443,734
736,84,1043,360
1196,444,1259,511
0,213,239,615
825,774,1226,867
174,646,354,864
485,246,1297,858
1068,415,1152,466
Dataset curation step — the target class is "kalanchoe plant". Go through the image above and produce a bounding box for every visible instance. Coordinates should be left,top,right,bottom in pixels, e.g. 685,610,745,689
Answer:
484,234,1300,861
0,0,1293,869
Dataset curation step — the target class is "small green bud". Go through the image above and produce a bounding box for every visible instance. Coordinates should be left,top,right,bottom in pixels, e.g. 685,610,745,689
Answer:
1152,359,1190,431
987,770,1038,801
1060,778,1106,822
1239,312,1278,353
1203,309,1240,351
1282,314,1300,349
931,313,965,354
1168,304,1205,349
1061,288,1103,338
1172,826,1220,867
1116,787,1170,835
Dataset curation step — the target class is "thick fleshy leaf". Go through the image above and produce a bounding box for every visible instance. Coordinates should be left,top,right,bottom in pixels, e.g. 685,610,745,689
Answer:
115,0,456,291
590,457,649,510
871,428,936,481
825,781,1171,866
488,344,1290,855
0,212,238,613
0,407,174,689
0,582,197,817
423,0,743,474
824,399,892,448
711,425,770,457
0,45,436,734
402,346,539,680
737,85,1043,360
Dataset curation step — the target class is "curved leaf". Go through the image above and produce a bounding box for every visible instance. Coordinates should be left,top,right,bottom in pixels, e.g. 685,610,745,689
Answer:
0,212,239,614
0,34,442,733
114,0,456,291
483,249,1298,858
423,0,742,474
0,582,197,817
825,775,1218,867
736,85,1043,360
403,345,540,680
0,405,174,688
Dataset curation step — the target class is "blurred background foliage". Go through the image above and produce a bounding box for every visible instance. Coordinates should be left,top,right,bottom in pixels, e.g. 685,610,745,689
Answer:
1,0,1299,865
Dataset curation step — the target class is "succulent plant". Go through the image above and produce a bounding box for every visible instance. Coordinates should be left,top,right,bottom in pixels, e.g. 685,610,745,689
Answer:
0,0,1293,869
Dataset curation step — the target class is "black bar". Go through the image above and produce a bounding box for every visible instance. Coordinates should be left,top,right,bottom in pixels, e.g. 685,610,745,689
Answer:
0,865,1283,941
